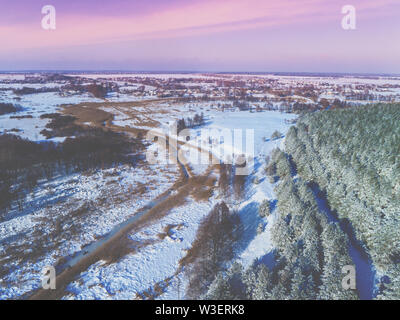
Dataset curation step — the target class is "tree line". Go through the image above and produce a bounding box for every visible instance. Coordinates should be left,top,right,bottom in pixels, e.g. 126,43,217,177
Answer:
204,104,400,300
176,113,205,133
206,147,357,300
0,126,143,220
282,103,400,299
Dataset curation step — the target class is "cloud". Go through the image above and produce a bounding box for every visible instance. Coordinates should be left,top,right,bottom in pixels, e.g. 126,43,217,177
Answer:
1,0,398,52
1,0,399,73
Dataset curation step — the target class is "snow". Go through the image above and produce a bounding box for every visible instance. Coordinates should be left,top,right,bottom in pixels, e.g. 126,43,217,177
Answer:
0,163,179,299
0,74,25,80
310,184,377,299
234,139,287,268
0,90,103,141
0,75,299,299
59,108,297,299
64,198,214,300
1,72,397,299
170,110,296,175
67,73,220,80
174,109,296,270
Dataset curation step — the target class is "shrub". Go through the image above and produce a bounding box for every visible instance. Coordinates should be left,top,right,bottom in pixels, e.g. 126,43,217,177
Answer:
271,130,282,140
259,200,271,217
181,202,242,298
0,103,20,115
86,84,108,98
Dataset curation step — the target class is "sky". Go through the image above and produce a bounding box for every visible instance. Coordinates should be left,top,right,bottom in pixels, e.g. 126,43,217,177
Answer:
0,0,399,73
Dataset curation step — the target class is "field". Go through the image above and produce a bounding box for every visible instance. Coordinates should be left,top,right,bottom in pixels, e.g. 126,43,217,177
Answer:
0,72,398,300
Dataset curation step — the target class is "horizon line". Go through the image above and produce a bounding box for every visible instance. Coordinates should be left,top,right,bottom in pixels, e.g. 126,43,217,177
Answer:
0,70,399,77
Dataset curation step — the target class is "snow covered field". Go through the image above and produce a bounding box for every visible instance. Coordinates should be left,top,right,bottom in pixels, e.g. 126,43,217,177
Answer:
58,108,296,300
0,163,179,299
0,73,298,299
0,90,103,141
2,72,395,300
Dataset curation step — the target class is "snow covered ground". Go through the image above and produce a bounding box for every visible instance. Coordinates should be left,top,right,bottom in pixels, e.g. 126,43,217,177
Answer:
0,90,103,141
197,111,296,268
0,97,296,299
1,72,397,299
58,108,296,300
0,163,179,299
63,198,214,300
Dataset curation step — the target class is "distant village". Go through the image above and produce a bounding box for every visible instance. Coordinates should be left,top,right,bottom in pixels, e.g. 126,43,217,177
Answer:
1,73,400,115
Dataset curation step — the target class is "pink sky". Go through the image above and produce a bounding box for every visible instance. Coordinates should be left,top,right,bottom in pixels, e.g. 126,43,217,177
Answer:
0,0,399,73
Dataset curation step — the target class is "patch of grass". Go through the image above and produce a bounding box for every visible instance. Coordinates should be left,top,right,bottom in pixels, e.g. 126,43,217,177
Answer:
134,276,173,300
